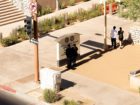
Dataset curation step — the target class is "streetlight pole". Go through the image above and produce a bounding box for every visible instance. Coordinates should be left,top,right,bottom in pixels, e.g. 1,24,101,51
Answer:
32,0,39,83
104,0,107,50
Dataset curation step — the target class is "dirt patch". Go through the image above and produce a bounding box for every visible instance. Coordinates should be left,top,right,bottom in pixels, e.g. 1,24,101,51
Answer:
73,45,140,91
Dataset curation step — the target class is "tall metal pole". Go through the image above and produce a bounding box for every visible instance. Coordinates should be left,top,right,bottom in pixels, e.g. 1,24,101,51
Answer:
104,0,107,50
32,0,39,83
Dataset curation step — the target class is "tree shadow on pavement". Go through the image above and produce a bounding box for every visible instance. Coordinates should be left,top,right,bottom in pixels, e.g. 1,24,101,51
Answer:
60,79,76,91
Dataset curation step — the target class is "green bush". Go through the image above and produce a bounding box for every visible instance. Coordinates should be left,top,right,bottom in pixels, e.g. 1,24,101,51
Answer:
38,20,48,33
77,9,87,21
59,1,67,9
67,12,77,25
46,18,54,27
38,7,53,17
0,36,20,47
52,16,65,30
88,4,102,18
68,0,75,6
43,89,58,103
63,100,80,105
17,28,29,40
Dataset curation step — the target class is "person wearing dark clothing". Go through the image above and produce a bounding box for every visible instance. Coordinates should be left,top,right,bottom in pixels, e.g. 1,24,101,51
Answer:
118,27,124,48
72,44,78,66
66,44,73,69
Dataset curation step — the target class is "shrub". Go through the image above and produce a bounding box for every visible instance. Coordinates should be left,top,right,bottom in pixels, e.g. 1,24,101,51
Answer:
38,7,53,17
43,89,58,103
63,100,80,105
0,36,20,47
17,28,29,40
77,8,87,21
0,28,22,47
87,4,102,19
52,16,65,30
45,7,53,14
67,12,77,25
46,18,54,27
68,0,75,6
38,20,48,33
59,1,67,9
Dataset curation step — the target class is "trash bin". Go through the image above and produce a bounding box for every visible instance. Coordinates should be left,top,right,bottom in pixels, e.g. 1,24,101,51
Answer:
40,68,61,92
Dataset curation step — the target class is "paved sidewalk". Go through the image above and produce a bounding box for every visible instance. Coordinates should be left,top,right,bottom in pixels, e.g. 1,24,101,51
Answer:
62,71,140,105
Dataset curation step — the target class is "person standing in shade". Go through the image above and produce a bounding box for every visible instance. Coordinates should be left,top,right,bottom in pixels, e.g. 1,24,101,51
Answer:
118,27,124,48
66,44,73,69
110,26,118,49
72,44,78,66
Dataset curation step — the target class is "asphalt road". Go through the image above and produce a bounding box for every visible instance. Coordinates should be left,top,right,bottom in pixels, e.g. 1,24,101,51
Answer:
0,91,31,105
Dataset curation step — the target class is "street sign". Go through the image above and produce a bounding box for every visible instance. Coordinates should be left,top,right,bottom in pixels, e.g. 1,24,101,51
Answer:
30,38,38,44
30,2,37,14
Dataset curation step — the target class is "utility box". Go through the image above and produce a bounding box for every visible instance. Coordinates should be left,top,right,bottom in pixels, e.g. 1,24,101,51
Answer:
40,68,61,92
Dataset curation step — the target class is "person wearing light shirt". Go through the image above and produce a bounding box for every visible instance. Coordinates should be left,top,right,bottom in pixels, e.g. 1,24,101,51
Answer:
110,26,117,48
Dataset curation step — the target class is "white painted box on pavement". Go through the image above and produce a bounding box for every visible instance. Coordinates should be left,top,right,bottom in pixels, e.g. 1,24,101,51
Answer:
40,68,61,91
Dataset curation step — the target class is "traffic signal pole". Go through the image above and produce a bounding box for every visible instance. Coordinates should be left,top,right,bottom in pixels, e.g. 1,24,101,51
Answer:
32,0,39,83
104,0,108,50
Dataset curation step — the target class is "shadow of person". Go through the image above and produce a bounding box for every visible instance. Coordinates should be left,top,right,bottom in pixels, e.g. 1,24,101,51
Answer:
122,33,134,48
